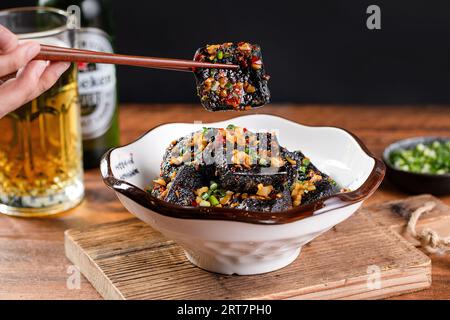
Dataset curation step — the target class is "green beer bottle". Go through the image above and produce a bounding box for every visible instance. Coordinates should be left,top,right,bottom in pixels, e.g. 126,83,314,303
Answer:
38,0,120,169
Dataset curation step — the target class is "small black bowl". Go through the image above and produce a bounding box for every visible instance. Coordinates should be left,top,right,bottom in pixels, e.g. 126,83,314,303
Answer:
383,136,450,195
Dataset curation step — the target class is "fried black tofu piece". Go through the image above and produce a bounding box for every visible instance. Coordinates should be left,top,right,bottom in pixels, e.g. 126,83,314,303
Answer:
160,135,189,181
193,42,270,112
271,188,294,212
235,199,272,212
216,167,287,194
301,178,339,206
215,130,288,193
236,188,292,212
281,148,307,185
160,128,220,181
282,149,339,206
164,165,204,206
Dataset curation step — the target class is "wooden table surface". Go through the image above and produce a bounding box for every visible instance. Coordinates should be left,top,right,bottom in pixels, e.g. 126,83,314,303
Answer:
0,104,449,300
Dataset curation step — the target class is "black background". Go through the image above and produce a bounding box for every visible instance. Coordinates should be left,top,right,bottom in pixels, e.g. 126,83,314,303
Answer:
2,0,450,105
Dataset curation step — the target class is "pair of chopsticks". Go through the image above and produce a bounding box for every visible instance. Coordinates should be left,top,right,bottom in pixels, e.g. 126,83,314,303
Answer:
39,44,237,72
0,44,238,84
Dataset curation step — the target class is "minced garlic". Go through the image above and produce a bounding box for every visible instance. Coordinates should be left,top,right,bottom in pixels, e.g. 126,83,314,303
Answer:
256,184,273,198
195,186,209,196
153,178,166,186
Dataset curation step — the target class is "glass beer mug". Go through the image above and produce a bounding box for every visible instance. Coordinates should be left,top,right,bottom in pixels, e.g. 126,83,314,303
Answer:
0,7,84,217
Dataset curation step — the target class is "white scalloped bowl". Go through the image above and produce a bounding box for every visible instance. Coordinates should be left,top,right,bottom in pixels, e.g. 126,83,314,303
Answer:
101,114,385,275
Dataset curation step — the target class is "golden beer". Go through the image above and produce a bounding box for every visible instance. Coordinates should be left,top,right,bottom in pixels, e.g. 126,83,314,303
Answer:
0,7,84,216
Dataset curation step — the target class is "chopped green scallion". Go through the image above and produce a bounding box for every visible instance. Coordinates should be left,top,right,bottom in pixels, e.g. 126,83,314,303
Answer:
389,140,450,175
201,191,211,200
209,195,219,206
210,181,218,191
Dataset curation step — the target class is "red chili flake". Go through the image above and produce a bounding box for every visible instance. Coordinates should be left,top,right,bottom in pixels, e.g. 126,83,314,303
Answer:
251,56,262,70
191,200,198,207
226,96,240,108
194,52,203,61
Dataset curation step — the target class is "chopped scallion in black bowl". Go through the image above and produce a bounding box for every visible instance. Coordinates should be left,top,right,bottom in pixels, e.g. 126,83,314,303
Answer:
383,137,450,195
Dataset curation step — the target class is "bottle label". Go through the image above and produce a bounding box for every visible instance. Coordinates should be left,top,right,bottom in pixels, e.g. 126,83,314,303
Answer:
77,28,117,140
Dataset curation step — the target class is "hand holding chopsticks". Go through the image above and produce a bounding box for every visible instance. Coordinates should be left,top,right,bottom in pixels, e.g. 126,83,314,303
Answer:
0,26,71,118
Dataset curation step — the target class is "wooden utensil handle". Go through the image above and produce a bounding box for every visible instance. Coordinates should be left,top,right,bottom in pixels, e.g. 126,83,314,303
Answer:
37,46,238,72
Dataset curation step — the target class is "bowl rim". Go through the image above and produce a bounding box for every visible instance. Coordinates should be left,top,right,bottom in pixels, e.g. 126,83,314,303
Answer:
383,136,450,178
101,114,386,225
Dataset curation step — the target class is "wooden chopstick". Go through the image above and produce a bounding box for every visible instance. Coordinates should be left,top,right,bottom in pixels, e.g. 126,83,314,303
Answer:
38,45,238,72
41,45,192,72
40,45,192,72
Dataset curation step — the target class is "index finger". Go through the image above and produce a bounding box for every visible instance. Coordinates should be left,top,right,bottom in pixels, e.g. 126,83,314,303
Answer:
0,24,18,54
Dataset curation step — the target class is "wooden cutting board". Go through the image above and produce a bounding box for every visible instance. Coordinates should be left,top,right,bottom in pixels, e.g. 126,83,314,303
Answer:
65,195,450,300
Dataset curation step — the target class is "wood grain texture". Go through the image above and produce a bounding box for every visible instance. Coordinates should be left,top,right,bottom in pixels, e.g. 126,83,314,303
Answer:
0,104,449,299
65,200,432,300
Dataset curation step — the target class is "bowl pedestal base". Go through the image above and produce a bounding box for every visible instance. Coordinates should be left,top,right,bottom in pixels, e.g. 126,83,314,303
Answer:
184,247,302,275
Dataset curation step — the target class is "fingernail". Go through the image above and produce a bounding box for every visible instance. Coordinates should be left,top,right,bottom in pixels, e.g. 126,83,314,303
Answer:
34,60,47,76
55,62,71,76
25,42,41,60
